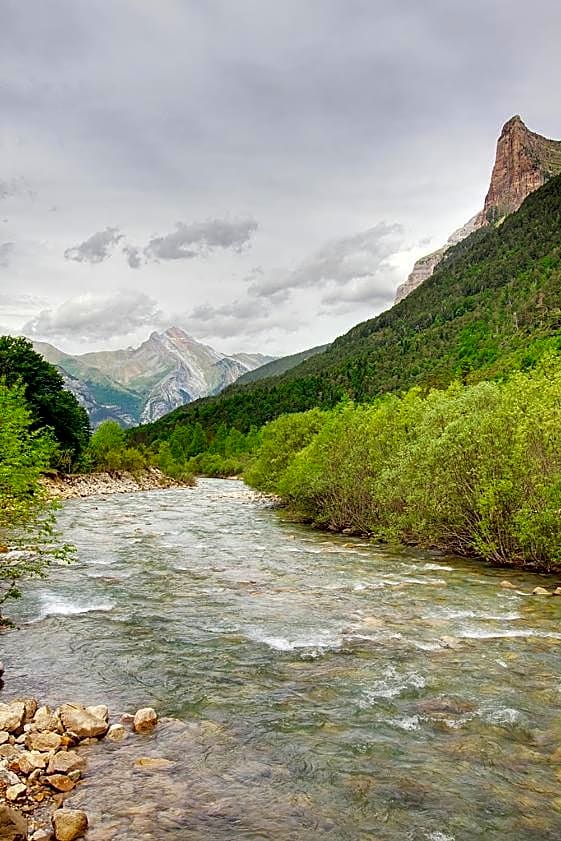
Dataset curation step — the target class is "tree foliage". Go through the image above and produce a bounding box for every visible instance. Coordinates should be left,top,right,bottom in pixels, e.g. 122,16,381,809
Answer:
0,336,90,466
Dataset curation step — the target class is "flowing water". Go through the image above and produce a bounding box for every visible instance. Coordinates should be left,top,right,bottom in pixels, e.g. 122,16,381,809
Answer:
3,479,561,840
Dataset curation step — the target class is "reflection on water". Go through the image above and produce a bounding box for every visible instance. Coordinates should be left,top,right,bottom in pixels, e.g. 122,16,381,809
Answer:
3,479,561,839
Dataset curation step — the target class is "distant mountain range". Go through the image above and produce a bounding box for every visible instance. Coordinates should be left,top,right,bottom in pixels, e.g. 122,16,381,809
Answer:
33,327,275,427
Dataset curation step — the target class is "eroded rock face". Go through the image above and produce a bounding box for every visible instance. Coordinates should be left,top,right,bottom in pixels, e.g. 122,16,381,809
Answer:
395,115,561,303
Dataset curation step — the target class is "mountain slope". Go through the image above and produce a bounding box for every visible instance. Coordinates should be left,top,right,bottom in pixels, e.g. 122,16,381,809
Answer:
133,172,561,443
34,328,274,426
235,344,328,385
395,115,561,303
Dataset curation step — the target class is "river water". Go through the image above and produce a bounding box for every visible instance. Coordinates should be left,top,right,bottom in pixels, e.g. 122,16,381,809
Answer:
3,479,561,840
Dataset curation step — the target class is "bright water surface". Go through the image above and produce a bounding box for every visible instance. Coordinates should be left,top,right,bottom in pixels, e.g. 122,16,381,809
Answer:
3,479,561,840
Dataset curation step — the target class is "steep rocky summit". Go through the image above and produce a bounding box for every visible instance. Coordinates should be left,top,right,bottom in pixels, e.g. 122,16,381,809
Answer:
34,328,274,427
395,115,561,303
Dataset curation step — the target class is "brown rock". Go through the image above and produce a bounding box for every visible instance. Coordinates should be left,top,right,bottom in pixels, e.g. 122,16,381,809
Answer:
0,804,27,840
134,756,174,770
59,704,108,739
52,808,88,841
6,782,27,801
32,706,62,733
25,730,62,752
0,744,20,760
30,830,53,841
0,702,26,733
15,697,38,723
15,749,48,774
106,723,127,742
532,586,551,596
47,751,85,775
553,587,561,596
46,773,76,792
500,580,517,589
133,707,158,733
0,730,10,744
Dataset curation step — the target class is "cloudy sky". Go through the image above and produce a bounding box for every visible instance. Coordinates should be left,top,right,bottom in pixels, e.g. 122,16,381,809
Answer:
1,0,560,356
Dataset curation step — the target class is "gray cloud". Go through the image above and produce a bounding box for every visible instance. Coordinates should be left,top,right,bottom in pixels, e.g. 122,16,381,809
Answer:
0,242,15,267
0,177,34,201
64,227,124,264
22,290,163,342
250,223,404,300
123,244,143,269
179,296,301,341
144,218,258,262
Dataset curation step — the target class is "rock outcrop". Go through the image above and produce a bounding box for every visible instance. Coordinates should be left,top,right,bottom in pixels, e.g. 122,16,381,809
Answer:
395,115,561,303
41,467,193,500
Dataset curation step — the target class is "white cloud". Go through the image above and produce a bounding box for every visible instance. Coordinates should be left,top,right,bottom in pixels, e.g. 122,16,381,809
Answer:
64,227,124,264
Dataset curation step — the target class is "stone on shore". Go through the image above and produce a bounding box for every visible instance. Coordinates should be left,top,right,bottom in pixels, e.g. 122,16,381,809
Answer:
0,803,27,840
47,750,85,775
32,706,63,733
60,704,109,739
15,749,48,774
6,782,27,801
133,707,158,733
25,730,62,752
46,773,77,792
106,723,127,741
0,701,26,733
52,808,88,841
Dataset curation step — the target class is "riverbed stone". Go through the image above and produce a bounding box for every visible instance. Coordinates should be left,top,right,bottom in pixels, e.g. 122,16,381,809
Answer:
32,706,62,733
532,586,551,595
0,702,26,733
0,804,27,840
46,773,76,792
500,580,517,589
106,723,127,741
553,587,561,596
0,730,10,745
133,707,158,733
25,730,62,752
30,830,53,841
47,750,85,775
15,749,48,774
6,782,27,801
133,756,174,770
60,703,108,739
52,808,88,841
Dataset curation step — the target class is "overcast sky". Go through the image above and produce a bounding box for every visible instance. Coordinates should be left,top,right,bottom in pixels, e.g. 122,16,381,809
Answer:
1,0,560,356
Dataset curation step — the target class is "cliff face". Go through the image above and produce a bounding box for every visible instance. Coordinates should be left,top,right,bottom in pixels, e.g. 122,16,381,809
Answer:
395,116,561,304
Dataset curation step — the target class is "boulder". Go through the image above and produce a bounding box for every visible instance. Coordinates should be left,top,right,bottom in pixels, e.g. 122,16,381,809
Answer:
47,751,85,775
0,804,27,841
0,702,26,733
133,707,158,733
106,723,127,742
25,730,62,752
500,580,516,589
60,704,108,739
532,586,551,595
52,808,88,841
85,705,107,721
15,698,38,723
553,587,561,596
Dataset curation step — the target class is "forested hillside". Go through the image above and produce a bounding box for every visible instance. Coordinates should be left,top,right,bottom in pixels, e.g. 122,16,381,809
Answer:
133,172,561,445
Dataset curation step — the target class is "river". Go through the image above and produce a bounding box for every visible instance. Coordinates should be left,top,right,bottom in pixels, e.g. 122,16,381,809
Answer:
3,478,561,840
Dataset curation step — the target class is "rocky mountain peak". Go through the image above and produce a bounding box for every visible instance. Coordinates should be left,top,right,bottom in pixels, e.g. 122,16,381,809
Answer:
395,115,561,303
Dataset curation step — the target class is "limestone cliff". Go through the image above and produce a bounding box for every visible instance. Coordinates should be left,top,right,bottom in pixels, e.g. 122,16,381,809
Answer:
395,116,561,304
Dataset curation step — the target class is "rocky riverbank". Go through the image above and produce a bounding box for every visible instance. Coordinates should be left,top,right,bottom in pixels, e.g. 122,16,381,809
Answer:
0,695,160,840
41,468,193,500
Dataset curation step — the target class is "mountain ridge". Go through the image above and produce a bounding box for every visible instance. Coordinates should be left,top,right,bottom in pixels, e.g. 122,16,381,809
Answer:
395,115,561,303
33,328,275,427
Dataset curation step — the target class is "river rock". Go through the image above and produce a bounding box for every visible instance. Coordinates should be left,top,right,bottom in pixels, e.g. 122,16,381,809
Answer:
25,730,62,752
60,704,108,739
6,782,27,801
85,704,108,721
417,697,476,716
46,773,76,792
133,707,158,733
500,580,517,589
134,756,174,770
52,808,88,841
30,831,53,841
0,702,26,733
532,586,551,595
16,749,48,774
0,730,10,745
32,706,63,733
106,723,127,741
47,750,85,775
0,804,27,840
16,697,38,723
553,587,561,596
0,763,21,786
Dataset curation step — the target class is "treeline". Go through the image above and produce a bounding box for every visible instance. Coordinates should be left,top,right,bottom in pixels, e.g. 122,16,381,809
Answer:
134,172,561,443
245,357,561,569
